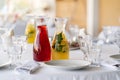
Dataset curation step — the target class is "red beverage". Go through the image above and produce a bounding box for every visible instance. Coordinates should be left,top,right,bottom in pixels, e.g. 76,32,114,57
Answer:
33,25,51,61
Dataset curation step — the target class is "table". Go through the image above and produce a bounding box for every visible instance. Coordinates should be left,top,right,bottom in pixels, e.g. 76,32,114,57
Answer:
0,44,120,80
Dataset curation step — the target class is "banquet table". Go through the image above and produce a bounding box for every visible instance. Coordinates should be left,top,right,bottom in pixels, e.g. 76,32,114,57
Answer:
0,44,120,80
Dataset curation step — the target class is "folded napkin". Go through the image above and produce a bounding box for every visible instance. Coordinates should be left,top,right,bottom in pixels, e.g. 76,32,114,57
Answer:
15,61,40,74
101,60,120,70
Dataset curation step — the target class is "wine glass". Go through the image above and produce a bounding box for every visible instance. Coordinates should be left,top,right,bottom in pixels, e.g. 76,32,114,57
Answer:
103,27,113,44
114,30,120,53
7,35,27,68
12,35,27,50
0,30,14,68
12,35,27,59
79,39,89,60
78,35,92,60
68,24,79,43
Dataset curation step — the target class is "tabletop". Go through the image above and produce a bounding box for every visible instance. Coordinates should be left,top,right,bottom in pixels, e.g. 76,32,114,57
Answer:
0,44,120,80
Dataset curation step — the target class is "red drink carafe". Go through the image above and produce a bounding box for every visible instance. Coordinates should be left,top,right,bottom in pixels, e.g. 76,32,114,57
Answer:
33,17,51,61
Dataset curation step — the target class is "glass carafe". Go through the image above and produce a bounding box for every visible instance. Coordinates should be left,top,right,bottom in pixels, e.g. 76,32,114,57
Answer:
33,16,51,61
51,18,69,60
25,17,36,44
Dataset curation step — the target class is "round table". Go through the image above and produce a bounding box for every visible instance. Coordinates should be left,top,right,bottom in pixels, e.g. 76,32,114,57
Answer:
0,44,120,80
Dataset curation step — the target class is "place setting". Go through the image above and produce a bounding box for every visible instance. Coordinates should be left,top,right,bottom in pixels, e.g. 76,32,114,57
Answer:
0,20,119,80
43,32,103,71
0,26,27,70
100,52,120,70
0,17,117,73
100,29,120,70
110,30,120,62
103,53,120,70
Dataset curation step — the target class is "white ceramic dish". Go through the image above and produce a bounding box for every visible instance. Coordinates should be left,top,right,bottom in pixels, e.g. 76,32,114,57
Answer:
0,59,10,68
45,60,91,70
110,54,120,61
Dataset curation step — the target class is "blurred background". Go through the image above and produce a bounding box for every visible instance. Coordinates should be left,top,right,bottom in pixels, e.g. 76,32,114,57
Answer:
0,0,120,37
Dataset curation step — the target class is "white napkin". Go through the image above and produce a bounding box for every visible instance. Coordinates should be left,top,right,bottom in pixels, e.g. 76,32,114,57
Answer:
15,61,40,74
101,60,120,70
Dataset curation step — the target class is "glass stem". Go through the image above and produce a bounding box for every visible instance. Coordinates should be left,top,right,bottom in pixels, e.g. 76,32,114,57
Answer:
84,53,88,60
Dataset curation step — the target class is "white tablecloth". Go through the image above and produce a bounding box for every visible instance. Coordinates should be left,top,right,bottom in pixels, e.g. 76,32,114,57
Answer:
1,65,120,80
0,44,120,80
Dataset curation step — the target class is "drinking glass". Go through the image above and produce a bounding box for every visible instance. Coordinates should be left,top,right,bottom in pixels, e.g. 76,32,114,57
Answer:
1,31,14,68
103,27,113,44
8,44,23,66
89,40,101,67
68,24,79,43
79,39,89,60
114,30,120,53
10,35,27,66
78,35,91,60
89,45,100,66
12,35,27,50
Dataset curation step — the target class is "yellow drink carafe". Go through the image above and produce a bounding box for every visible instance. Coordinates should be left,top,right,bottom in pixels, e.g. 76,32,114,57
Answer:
25,21,36,44
51,18,69,60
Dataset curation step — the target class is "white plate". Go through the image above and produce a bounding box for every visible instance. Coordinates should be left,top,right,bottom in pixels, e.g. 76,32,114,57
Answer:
110,54,120,61
45,60,91,70
0,58,10,68
70,47,80,50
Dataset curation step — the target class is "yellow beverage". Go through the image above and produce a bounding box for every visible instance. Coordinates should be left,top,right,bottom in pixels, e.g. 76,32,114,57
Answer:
25,23,36,43
51,32,69,60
